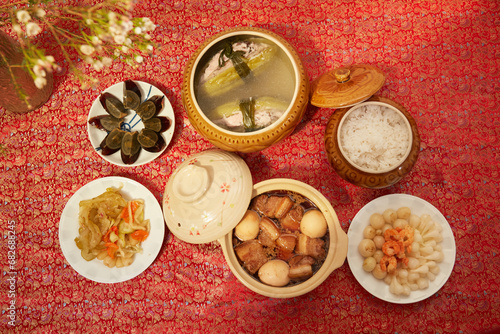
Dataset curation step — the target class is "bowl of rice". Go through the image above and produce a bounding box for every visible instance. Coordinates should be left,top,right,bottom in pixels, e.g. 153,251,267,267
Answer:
324,96,420,189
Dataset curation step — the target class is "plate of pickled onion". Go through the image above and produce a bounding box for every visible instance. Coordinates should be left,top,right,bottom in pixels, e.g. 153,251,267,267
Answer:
59,176,165,283
347,194,456,304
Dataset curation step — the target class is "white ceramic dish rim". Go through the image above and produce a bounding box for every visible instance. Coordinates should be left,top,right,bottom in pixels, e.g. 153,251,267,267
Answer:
189,30,301,136
87,80,175,167
58,176,165,283
347,194,456,304
336,101,413,174
220,178,348,298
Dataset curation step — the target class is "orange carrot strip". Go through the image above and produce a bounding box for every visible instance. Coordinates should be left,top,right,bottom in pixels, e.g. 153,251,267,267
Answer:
130,230,149,242
120,201,139,223
105,242,119,259
102,226,118,242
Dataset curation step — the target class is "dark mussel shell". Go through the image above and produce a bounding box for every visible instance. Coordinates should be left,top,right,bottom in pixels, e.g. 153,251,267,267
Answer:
100,128,126,155
137,129,158,148
121,131,141,164
143,116,171,133
100,92,127,119
123,80,141,110
136,95,164,121
88,115,123,132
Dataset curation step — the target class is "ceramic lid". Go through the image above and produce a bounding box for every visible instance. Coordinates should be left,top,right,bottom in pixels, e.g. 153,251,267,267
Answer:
310,64,386,109
163,149,253,244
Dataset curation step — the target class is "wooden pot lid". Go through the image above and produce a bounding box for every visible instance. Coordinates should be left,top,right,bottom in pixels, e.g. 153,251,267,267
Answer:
310,64,385,109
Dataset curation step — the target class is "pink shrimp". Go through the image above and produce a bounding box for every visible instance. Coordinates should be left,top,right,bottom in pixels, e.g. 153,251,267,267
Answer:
384,228,401,242
399,225,414,249
396,244,407,259
380,255,397,273
382,240,401,256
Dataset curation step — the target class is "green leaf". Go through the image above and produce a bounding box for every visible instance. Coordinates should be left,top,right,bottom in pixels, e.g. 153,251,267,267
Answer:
218,41,251,79
239,98,256,131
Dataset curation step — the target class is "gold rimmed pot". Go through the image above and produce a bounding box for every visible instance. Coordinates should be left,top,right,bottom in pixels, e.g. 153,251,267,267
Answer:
182,27,310,153
324,96,421,189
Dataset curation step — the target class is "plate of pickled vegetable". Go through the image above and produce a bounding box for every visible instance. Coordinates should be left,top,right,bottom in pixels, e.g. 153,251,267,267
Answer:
87,80,175,167
347,194,456,304
59,176,165,283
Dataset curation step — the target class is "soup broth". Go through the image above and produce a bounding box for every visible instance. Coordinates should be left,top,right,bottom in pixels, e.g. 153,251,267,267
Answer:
194,35,296,132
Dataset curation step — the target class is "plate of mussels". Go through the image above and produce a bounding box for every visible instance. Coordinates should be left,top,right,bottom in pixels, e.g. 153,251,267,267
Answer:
87,80,175,166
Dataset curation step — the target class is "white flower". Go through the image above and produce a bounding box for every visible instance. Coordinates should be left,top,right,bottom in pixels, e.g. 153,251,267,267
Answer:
91,36,101,45
141,18,155,31
108,12,117,22
12,24,22,34
102,57,112,66
121,0,134,10
135,55,144,63
45,56,55,64
36,57,59,72
144,34,151,40
146,44,153,51
109,24,119,35
16,10,31,23
37,59,48,67
34,8,46,18
84,56,94,64
34,77,47,89
121,46,129,53
113,34,125,44
26,22,42,36
93,60,104,71
80,44,95,56
134,27,142,35
33,65,46,77
121,19,133,33
98,33,113,43
85,19,93,25
124,38,132,46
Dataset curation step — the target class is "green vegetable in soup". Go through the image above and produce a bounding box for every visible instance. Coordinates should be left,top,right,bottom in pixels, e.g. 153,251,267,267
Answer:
201,38,277,97
219,41,252,79
211,96,289,132
239,98,256,131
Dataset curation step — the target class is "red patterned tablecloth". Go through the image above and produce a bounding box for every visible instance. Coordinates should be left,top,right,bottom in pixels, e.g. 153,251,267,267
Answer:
1,0,499,333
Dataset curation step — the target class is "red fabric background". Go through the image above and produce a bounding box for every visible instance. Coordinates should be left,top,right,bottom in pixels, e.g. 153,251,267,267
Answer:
1,0,499,333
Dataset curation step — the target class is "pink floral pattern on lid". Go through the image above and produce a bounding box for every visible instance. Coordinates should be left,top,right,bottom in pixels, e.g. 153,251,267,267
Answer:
220,183,230,193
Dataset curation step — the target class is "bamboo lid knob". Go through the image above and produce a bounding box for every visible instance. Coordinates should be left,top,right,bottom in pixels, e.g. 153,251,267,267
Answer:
310,64,386,109
334,68,351,83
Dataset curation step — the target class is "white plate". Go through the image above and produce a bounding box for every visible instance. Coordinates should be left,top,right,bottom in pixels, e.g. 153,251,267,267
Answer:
87,81,175,167
347,194,456,304
59,176,165,283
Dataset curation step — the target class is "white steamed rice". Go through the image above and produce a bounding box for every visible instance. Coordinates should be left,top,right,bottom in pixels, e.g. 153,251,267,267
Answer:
339,104,410,172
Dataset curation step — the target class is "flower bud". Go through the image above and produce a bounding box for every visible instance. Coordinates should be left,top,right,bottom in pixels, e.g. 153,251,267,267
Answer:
26,22,42,36
16,10,31,23
34,77,47,89
33,65,46,77
80,44,95,56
